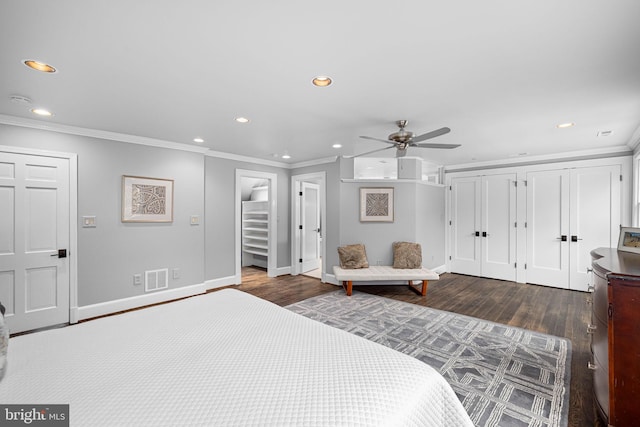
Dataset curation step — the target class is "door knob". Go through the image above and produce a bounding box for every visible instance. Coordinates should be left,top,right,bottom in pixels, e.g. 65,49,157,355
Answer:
50,249,67,258
571,235,583,242
557,235,567,241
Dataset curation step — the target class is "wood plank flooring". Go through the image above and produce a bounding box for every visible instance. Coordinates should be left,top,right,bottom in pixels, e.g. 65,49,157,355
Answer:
238,267,594,427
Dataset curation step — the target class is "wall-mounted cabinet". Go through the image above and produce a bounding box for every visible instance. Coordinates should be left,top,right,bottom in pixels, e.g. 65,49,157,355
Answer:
242,200,269,268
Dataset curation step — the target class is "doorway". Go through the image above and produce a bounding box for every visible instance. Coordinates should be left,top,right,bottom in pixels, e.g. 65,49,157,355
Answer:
0,146,78,334
291,172,326,280
235,169,277,280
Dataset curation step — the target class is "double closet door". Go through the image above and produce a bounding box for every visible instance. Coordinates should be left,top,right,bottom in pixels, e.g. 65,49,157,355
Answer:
450,173,517,281
449,164,621,291
526,165,621,291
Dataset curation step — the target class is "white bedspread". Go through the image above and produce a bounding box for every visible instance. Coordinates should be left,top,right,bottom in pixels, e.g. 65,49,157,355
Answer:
0,289,472,426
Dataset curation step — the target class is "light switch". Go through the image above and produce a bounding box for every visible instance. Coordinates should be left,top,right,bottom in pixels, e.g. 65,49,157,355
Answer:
190,215,200,225
82,216,97,227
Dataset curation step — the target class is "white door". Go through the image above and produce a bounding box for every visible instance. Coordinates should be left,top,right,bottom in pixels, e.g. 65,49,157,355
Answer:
526,169,570,288
481,173,517,281
450,177,481,276
300,182,320,272
569,165,621,291
450,174,516,280
0,152,70,334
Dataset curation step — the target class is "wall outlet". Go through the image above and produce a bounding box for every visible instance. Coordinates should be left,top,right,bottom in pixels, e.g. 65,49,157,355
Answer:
133,274,142,285
172,268,180,279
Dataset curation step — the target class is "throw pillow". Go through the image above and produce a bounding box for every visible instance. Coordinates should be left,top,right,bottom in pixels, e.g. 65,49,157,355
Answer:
393,241,422,269
337,244,369,269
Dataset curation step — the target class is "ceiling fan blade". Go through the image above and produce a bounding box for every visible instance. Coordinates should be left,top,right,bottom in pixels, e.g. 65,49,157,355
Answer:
345,145,395,159
359,135,395,145
411,127,451,143
412,142,461,149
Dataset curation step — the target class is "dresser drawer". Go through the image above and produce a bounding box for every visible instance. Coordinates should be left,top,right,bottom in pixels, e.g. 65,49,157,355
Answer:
593,270,609,323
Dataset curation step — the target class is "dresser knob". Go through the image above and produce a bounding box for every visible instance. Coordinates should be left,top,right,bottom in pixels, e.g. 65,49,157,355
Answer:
586,297,593,305
587,285,595,292
588,361,598,370
587,324,597,334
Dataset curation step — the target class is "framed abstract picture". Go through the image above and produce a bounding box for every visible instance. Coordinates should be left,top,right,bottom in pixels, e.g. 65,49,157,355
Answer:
360,187,394,222
617,227,640,254
122,175,174,223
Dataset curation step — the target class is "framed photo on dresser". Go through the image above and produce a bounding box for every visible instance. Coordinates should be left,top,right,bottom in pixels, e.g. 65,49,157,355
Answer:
617,227,640,254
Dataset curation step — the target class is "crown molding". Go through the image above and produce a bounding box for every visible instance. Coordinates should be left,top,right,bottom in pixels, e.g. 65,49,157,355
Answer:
0,114,210,154
205,149,290,168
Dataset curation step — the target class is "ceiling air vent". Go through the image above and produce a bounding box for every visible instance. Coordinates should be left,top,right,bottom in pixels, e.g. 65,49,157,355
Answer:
597,130,613,137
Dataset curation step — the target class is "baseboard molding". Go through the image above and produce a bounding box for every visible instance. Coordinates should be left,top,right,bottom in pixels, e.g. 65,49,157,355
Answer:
205,274,239,290
77,282,207,321
272,266,291,277
431,264,447,274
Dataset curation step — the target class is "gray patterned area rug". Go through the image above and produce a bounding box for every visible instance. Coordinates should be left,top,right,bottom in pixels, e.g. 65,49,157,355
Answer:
286,291,571,427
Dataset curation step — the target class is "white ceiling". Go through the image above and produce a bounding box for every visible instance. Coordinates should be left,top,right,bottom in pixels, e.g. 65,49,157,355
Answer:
2,1,640,166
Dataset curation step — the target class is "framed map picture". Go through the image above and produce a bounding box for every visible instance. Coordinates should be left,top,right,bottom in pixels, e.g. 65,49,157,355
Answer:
360,187,394,222
122,175,174,223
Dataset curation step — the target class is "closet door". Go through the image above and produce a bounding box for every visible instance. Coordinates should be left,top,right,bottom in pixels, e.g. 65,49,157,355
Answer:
450,174,516,280
526,169,570,288
450,176,481,276
569,165,620,291
481,173,517,281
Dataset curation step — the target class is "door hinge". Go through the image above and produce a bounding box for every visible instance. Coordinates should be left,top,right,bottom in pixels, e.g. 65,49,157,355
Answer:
449,255,452,260
524,180,528,186
449,220,452,226
514,222,517,227
525,263,527,269
524,222,527,228
449,185,452,190
299,225,303,229
299,191,303,196
514,262,517,268
299,258,303,263
620,174,623,182
514,181,517,187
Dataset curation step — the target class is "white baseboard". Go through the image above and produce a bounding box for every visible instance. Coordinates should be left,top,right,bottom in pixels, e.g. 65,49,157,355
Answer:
431,264,447,274
272,266,291,277
205,275,239,290
77,282,207,321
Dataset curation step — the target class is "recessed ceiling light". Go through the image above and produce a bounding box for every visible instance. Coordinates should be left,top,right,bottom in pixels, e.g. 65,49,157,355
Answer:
193,137,204,143
24,60,56,73
557,122,575,128
235,117,249,123
312,76,332,87
9,95,32,106
332,143,342,148
282,154,291,159
31,108,53,117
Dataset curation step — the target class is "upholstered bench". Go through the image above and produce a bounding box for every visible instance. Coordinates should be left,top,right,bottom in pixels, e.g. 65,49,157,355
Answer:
333,265,439,296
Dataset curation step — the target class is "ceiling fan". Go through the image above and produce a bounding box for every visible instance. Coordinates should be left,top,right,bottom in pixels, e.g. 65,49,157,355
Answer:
355,120,460,158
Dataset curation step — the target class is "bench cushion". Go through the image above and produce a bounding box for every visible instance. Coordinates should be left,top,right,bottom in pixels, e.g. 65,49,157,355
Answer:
333,265,439,281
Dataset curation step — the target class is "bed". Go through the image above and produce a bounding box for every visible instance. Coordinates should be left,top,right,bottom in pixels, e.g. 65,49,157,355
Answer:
0,289,473,426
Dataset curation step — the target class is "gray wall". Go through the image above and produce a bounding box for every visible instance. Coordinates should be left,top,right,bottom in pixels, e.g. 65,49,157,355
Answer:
415,183,446,268
204,155,291,281
0,125,205,306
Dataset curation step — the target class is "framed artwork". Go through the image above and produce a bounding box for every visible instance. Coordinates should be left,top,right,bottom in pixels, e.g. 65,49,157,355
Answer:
617,227,640,254
122,175,174,223
360,187,394,222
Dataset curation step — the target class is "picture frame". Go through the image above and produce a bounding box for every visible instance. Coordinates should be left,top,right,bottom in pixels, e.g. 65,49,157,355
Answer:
360,187,394,222
617,226,640,254
122,175,174,223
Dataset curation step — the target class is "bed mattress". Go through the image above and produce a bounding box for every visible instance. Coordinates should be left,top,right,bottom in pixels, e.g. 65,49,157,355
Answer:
0,289,472,426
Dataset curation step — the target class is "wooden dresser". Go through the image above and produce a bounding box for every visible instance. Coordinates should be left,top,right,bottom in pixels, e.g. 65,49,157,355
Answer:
590,248,640,426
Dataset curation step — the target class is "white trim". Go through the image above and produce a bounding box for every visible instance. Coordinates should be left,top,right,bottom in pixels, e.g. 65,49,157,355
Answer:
445,146,632,173
274,266,291,276
290,156,338,169
235,169,278,280
204,275,239,289
431,264,447,274
0,145,79,326
0,114,209,154
291,172,327,276
340,178,445,187
77,282,207,321
207,150,289,168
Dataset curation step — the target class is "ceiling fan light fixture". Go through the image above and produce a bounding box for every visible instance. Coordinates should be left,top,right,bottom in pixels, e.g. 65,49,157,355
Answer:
24,60,57,73
312,76,332,87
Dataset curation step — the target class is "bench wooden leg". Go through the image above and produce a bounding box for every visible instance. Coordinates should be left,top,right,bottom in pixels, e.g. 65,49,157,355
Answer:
341,280,353,296
408,280,428,296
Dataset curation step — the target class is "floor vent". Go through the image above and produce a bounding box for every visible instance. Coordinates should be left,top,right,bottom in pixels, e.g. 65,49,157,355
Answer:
145,268,168,292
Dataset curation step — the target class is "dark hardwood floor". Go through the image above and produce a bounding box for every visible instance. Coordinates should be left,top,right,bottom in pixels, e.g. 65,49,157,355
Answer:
236,266,594,427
